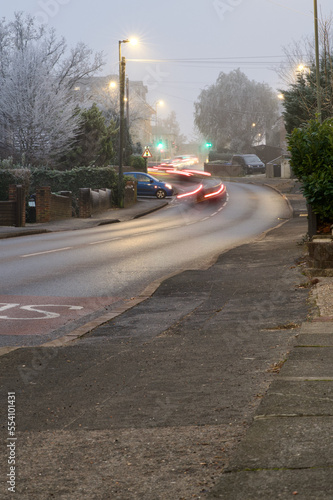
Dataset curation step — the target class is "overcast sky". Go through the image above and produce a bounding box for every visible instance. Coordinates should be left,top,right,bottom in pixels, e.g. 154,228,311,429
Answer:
3,1,333,139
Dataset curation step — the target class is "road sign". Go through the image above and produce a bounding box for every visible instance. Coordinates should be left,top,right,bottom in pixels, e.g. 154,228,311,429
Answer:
142,148,152,158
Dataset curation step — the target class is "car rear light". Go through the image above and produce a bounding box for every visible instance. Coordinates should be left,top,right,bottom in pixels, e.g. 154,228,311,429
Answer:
204,184,226,199
177,184,203,199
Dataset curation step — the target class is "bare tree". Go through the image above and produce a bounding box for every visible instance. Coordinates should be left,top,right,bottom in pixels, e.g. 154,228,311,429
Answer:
277,15,333,87
0,12,104,165
277,15,333,132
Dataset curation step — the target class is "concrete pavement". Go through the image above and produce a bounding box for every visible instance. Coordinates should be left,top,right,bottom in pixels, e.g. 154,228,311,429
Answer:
1,177,332,498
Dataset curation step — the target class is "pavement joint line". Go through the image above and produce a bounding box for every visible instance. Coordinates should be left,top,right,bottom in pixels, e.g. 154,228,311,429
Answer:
296,345,333,347
225,465,333,473
254,414,333,420
278,377,333,381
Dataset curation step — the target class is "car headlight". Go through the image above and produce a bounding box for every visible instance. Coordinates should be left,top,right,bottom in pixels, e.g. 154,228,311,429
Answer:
165,183,172,189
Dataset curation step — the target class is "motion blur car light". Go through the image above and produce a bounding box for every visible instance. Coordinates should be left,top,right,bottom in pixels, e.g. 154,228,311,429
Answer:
184,169,211,177
204,184,226,198
166,169,192,177
165,183,173,189
177,184,203,199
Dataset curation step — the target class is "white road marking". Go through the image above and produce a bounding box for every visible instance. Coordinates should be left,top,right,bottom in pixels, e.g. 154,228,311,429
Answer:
21,247,73,258
89,237,122,245
0,303,83,320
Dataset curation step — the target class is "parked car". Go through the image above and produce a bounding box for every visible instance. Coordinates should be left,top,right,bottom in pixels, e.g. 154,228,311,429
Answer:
125,172,174,199
231,154,265,174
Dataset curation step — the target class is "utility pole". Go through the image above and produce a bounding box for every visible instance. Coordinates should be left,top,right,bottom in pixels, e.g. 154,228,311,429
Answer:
126,77,129,126
118,56,126,207
314,0,322,123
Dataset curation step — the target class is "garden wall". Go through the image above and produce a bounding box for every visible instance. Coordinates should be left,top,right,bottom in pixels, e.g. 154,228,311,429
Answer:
0,185,25,227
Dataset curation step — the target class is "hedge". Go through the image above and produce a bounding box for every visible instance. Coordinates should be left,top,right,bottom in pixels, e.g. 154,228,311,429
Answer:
0,166,120,205
0,169,31,200
288,119,333,220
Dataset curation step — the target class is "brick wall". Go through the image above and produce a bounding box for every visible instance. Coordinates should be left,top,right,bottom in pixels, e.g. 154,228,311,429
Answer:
36,187,51,223
36,187,72,223
0,185,26,227
79,188,92,218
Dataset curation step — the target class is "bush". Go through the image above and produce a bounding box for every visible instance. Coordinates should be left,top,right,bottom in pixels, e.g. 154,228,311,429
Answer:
30,166,118,197
0,168,31,200
0,165,120,205
208,152,233,162
288,119,333,220
128,155,146,172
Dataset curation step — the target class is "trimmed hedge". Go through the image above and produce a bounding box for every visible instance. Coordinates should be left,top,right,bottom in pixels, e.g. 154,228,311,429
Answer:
0,166,120,205
208,152,233,162
288,119,333,220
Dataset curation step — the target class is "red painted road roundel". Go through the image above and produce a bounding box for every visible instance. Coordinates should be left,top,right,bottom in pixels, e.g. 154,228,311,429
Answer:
0,295,121,336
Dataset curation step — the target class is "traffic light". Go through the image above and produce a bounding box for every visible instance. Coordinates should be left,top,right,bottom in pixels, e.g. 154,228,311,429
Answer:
205,142,213,148
157,139,164,150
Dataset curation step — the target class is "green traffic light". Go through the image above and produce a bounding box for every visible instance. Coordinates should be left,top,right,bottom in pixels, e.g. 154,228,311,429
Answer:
205,142,212,148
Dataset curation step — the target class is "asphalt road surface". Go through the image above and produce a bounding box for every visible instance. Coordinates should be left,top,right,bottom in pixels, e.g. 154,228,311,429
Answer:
0,182,290,343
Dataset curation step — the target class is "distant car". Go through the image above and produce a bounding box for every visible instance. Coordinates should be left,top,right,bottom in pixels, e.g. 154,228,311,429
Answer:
125,172,174,199
186,154,199,165
231,154,265,174
172,155,198,168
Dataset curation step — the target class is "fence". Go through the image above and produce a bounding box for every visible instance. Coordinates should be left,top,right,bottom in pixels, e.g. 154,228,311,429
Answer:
79,188,113,218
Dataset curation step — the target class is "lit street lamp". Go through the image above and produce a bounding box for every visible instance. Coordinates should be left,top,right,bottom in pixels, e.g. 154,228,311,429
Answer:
154,100,164,125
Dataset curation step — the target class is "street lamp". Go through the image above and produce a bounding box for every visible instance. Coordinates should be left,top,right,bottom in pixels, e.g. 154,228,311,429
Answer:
154,100,164,125
118,38,137,207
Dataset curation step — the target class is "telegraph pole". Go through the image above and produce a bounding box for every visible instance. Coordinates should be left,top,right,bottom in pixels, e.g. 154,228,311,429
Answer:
314,0,322,123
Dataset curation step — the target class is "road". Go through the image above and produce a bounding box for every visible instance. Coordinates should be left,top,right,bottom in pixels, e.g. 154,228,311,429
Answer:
0,181,290,344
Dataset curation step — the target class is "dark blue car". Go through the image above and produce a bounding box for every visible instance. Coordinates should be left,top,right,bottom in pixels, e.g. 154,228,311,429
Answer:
125,172,174,199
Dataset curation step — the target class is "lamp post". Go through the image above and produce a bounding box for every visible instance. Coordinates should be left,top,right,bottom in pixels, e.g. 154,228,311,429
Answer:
118,40,128,207
313,0,322,123
118,38,137,207
154,100,164,125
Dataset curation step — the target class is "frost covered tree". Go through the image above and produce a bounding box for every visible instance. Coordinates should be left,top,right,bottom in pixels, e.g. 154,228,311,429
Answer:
0,12,104,166
194,69,279,152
